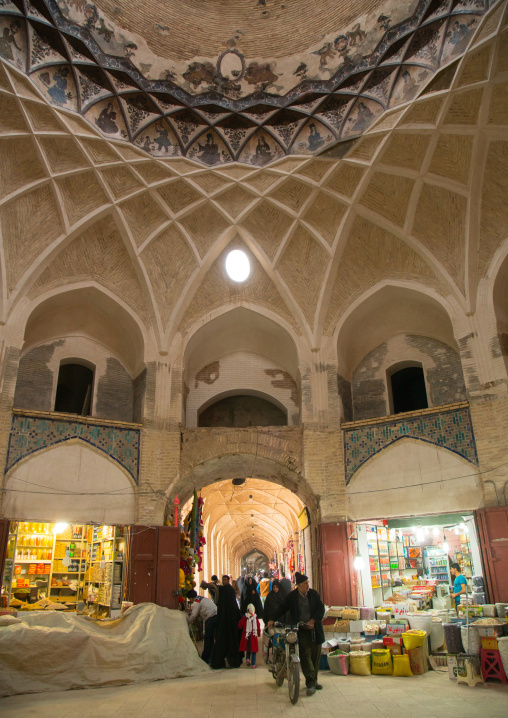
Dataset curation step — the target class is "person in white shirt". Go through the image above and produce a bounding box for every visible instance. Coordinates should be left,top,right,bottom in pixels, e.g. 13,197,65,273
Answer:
186,589,217,664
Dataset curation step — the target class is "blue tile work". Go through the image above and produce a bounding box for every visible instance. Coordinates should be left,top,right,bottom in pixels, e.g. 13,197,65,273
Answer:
6,414,140,484
344,405,478,485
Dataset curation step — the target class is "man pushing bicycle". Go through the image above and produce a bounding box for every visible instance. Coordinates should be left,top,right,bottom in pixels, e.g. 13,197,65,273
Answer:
267,572,325,696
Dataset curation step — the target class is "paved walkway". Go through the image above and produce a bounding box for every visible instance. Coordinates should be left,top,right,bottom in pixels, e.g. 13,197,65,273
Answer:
2,661,508,718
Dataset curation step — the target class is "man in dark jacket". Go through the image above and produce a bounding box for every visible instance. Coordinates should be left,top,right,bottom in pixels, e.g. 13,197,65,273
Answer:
267,572,325,696
279,570,292,596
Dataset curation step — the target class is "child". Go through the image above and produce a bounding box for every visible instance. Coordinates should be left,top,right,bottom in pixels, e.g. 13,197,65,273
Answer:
239,602,261,667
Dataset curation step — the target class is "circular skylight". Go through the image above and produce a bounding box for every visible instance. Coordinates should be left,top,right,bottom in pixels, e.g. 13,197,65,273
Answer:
225,249,250,282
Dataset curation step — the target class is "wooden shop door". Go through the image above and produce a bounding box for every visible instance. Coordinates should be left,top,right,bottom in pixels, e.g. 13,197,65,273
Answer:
128,526,158,605
156,526,180,610
320,522,357,607
128,525,180,608
0,519,10,587
475,507,508,603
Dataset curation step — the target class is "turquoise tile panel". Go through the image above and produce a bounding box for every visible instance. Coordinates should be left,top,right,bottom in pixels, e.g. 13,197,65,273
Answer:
344,406,478,484
6,414,140,483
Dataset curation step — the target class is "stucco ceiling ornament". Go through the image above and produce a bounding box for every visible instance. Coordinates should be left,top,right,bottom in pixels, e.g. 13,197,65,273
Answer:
0,0,496,165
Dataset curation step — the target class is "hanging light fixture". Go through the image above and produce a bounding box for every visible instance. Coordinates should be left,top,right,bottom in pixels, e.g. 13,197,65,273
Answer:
353,546,365,570
432,527,440,537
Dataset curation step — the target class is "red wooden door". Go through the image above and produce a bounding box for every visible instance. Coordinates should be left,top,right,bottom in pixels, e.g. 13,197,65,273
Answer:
320,522,357,606
156,526,180,610
475,507,508,603
128,526,158,604
0,519,11,588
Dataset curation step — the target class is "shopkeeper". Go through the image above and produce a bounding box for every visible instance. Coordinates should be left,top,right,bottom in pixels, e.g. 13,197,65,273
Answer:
186,589,217,664
450,562,467,609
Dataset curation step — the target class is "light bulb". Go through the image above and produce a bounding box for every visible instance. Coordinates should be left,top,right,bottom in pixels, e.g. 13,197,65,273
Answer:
454,527,460,535
354,552,365,570
416,528,425,543
442,542,449,553
432,527,440,537
53,522,69,534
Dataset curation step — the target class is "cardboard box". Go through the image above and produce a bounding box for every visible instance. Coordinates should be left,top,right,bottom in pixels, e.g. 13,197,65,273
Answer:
447,655,458,680
349,620,364,632
407,646,428,675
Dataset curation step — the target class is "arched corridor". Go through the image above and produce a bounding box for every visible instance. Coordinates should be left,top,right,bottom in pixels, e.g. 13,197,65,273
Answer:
182,478,313,586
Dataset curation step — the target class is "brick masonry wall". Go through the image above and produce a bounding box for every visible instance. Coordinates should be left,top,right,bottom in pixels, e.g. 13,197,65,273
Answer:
351,334,467,420
95,357,134,422
185,351,299,427
14,340,64,412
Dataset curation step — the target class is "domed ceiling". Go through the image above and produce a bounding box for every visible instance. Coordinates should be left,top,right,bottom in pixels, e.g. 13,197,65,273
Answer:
0,0,495,166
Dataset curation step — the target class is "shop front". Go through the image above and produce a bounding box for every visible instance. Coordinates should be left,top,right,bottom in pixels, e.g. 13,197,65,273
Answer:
354,513,484,610
1,520,128,616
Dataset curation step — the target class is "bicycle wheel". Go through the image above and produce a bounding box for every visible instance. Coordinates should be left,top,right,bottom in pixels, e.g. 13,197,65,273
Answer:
287,658,300,705
275,650,285,686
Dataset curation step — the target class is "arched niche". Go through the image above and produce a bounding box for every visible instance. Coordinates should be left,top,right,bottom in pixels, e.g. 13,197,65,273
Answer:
183,307,301,427
347,438,482,521
23,286,145,376
336,285,458,380
198,390,288,427
493,252,508,374
3,442,136,524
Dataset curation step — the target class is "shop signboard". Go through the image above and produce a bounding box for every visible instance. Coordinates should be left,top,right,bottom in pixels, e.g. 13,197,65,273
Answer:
392,603,411,619
386,621,406,635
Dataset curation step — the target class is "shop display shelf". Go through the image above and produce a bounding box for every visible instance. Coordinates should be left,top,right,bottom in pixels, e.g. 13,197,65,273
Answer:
14,559,52,563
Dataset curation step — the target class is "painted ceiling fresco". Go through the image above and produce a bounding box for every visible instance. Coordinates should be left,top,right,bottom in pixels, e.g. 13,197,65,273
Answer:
0,0,497,166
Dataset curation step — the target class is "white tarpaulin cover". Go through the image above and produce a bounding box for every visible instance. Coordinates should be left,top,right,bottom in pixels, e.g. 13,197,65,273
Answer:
0,603,210,697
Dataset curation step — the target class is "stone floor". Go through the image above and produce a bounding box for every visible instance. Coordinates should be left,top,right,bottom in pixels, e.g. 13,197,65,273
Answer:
1,661,508,718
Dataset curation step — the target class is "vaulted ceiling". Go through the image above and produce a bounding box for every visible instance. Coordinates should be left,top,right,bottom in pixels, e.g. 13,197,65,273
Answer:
0,2,507,372
0,1,499,165
199,478,303,559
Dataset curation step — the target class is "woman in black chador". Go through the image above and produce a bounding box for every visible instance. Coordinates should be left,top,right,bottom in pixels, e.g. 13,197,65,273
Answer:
263,580,290,625
207,577,242,669
240,575,263,616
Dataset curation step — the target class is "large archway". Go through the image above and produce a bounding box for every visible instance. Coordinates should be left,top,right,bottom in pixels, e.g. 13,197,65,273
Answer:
183,477,310,588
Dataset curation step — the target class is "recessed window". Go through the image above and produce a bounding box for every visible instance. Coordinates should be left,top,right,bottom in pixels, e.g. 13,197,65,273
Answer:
390,366,428,414
54,363,94,415
225,249,250,282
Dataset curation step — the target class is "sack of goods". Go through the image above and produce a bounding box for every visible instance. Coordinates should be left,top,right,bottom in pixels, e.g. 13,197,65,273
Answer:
371,648,393,675
401,629,427,650
327,650,349,676
392,654,413,677
349,651,371,676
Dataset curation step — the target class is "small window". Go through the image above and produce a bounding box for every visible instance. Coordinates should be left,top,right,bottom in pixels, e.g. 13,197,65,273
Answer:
54,363,94,415
390,366,428,414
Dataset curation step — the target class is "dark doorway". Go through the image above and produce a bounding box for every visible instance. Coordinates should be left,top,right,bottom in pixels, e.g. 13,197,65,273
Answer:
199,394,287,427
390,366,428,414
54,363,94,415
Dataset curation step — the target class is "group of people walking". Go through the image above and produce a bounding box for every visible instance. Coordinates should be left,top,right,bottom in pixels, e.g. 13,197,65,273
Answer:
186,569,325,696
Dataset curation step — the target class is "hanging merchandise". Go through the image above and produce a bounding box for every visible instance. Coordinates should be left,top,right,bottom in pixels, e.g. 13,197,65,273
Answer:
179,492,206,595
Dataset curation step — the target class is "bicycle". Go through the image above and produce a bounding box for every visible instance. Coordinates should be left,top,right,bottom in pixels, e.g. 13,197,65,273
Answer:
266,622,303,704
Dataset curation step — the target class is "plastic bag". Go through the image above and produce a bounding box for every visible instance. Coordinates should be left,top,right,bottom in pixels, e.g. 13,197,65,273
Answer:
327,650,349,676
392,654,413,677
371,648,393,675
349,650,371,676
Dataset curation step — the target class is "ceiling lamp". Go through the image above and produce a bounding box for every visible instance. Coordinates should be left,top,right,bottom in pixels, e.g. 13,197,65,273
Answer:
225,250,250,282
